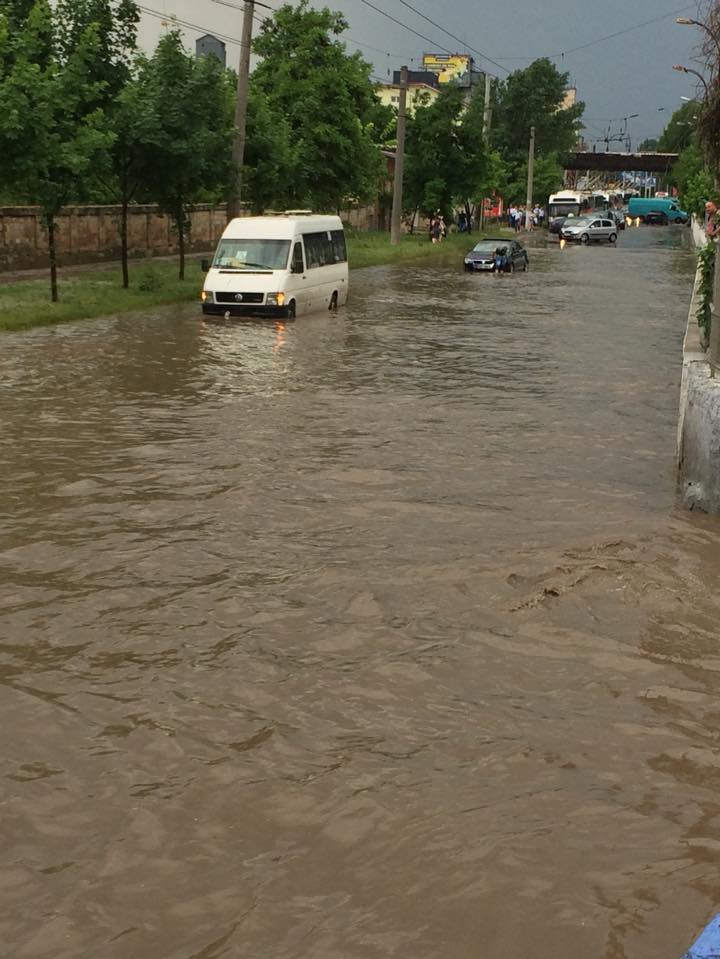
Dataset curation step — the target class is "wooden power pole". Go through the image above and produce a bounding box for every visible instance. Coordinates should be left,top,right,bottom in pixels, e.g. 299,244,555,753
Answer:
227,1,255,221
390,65,408,245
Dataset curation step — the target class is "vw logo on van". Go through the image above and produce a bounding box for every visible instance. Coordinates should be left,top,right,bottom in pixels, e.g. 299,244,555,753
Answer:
234,293,244,302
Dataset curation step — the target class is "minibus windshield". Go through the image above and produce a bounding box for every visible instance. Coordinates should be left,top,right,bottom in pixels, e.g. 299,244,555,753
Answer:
213,239,291,271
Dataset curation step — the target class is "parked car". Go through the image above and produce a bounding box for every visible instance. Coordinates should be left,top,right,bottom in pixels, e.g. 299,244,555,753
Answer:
464,238,529,273
560,216,618,244
644,210,670,226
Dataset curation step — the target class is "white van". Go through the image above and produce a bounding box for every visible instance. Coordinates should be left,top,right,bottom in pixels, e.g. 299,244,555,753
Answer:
201,213,349,319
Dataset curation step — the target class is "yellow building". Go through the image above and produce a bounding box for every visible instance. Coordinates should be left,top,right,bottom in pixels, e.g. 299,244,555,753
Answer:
376,82,441,115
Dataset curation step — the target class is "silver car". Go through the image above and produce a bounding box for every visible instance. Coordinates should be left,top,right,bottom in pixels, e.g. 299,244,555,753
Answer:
561,216,618,244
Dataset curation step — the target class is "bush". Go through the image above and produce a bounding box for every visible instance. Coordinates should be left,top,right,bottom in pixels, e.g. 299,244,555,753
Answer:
137,269,161,292
696,240,715,349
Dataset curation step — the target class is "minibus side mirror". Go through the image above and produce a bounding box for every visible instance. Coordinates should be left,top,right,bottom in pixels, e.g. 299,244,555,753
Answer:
201,258,210,273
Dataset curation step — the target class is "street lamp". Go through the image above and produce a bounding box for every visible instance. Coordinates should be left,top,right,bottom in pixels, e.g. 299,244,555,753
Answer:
673,63,709,95
676,16,720,59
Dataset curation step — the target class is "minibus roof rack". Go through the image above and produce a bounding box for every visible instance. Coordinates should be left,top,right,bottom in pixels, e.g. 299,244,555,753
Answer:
283,209,314,216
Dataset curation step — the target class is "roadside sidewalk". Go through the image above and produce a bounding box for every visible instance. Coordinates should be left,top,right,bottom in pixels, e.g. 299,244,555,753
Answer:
0,251,211,284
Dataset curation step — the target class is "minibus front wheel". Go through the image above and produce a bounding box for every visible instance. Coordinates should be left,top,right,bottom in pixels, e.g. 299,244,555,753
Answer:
286,300,296,320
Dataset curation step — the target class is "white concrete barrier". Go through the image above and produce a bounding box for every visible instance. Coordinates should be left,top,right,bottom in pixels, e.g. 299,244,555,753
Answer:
691,214,708,250
677,230,720,511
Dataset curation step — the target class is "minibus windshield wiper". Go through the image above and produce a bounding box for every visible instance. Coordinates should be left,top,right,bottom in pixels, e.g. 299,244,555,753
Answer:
218,261,274,271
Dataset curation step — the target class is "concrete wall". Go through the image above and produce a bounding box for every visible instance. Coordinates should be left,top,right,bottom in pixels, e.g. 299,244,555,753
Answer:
0,201,387,272
0,204,229,272
677,217,720,511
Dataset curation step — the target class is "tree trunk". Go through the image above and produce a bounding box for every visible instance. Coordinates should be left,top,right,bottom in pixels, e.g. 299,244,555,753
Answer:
120,169,130,289
47,216,58,303
465,200,473,234
177,213,185,281
121,197,129,289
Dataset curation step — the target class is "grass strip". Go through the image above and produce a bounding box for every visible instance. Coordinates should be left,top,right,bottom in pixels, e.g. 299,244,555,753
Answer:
0,229,511,333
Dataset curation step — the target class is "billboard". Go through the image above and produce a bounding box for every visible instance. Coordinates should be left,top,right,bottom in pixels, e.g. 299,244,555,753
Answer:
422,54,472,88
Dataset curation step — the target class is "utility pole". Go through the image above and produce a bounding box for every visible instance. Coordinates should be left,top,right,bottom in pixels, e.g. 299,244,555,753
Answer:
525,125,535,230
483,74,492,143
478,74,492,234
227,1,254,221
390,65,408,245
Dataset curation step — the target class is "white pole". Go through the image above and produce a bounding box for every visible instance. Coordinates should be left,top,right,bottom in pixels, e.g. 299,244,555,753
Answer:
525,126,536,230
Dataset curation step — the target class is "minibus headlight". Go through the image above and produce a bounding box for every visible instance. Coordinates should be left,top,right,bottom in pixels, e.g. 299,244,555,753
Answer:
267,292,286,306
200,290,208,302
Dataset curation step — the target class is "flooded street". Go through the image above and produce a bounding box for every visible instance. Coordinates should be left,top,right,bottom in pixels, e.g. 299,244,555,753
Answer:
4,227,720,959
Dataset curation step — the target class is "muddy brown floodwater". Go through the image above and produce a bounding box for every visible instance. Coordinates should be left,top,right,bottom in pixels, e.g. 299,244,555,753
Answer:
2,227,720,959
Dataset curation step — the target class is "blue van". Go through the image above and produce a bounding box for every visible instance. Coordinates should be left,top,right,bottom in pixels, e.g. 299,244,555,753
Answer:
627,196,688,223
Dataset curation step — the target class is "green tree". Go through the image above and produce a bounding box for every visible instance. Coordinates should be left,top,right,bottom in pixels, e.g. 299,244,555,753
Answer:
243,89,295,213
638,137,659,151
658,100,700,153
0,0,36,32
490,59,583,208
0,0,113,301
130,31,233,279
52,0,141,287
250,1,384,211
453,82,491,227
669,142,717,215
492,59,584,160
502,153,564,204
54,0,138,103
405,85,489,223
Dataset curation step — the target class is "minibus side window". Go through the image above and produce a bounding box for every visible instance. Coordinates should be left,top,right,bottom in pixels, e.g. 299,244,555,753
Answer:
291,242,304,274
304,232,334,268
331,230,347,263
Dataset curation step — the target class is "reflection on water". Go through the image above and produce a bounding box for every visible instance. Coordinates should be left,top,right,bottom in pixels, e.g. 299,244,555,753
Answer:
2,228,720,959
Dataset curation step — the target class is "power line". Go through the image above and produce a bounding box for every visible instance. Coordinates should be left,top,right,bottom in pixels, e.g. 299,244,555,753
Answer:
464,2,697,63
358,0,454,57
137,4,249,45
552,1,696,58
392,0,508,74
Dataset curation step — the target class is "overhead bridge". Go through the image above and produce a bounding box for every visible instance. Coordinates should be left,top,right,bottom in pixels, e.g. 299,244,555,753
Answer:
564,151,679,173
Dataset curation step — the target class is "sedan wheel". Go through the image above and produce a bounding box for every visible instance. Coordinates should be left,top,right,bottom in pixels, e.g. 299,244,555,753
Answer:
609,233,617,244
581,233,590,244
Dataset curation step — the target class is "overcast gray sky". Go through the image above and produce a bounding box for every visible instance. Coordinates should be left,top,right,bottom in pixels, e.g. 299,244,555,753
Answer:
137,0,706,144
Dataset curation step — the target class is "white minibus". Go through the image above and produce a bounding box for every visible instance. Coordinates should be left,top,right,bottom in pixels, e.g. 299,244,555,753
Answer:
201,213,349,319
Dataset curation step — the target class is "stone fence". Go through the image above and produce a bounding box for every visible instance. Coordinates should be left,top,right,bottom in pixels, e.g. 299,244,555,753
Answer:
0,203,229,272
0,201,386,273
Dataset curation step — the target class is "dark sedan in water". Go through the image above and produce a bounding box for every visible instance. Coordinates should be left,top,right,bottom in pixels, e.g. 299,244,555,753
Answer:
463,238,529,273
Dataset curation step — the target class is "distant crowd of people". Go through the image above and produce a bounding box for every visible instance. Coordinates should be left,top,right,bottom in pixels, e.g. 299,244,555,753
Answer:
507,205,546,232
427,205,547,238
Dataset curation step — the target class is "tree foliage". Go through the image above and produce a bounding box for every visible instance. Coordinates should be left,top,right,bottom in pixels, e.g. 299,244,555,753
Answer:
492,58,584,161
250,0,384,211
128,31,234,279
0,0,114,300
658,100,700,153
405,85,488,218
54,0,139,102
